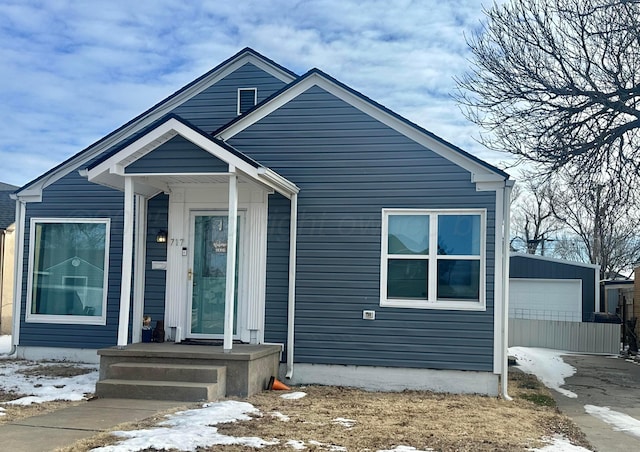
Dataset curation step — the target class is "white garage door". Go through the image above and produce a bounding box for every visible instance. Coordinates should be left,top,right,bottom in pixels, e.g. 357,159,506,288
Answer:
509,279,582,322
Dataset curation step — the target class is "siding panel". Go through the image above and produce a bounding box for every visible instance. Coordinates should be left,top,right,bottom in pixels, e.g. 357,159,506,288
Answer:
126,136,228,173
230,85,497,372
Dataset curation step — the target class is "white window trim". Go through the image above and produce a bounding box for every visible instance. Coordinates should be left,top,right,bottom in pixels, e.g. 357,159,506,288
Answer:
380,208,486,311
26,218,111,325
237,87,258,115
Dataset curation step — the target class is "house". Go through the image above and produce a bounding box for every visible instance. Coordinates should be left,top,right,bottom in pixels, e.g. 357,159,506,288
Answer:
0,182,18,335
10,48,513,397
509,253,600,322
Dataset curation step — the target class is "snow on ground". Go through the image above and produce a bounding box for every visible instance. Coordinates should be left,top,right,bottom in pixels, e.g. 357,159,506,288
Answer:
584,405,640,439
92,401,278,452
509,347,578,398
0,335,13,356
0,356,98,405
280,391,307,399
530,435,592,451
378,447,434,452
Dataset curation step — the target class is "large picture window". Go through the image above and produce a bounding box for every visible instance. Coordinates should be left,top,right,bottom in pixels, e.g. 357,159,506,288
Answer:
381,209,485,310
26,219,110,324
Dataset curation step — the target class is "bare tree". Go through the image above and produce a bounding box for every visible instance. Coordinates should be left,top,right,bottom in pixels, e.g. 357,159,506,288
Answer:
456,0,640,184
510,175,560,255
550,173,640,279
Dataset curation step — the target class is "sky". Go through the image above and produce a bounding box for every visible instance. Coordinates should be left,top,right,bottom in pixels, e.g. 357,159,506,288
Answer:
0,0,515,188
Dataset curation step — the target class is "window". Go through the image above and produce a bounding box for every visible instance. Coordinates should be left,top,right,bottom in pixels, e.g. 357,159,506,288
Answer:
380,209,485,310
26,219,110,324
237,88,257,114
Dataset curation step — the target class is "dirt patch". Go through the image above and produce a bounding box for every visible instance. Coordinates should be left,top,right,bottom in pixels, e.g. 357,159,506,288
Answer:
0,400,85,424
60,369,592,452
17,363,95,378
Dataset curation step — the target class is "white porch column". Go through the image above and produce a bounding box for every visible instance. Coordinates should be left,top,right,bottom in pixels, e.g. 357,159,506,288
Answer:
132,194,148,343
224,169,238,352
117,176,135,347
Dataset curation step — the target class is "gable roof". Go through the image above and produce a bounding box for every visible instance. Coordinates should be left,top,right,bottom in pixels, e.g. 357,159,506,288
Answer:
15,48,298,201
0,182,18,229
216,68,509,182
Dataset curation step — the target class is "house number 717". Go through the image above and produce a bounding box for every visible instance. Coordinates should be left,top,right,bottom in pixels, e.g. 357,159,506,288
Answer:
170,238,184,246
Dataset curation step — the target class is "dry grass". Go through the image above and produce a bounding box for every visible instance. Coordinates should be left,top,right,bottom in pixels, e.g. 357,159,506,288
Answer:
58,369,591,452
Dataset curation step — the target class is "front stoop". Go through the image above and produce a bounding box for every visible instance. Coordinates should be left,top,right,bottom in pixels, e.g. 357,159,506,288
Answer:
96,362,226,402
96,343,281,400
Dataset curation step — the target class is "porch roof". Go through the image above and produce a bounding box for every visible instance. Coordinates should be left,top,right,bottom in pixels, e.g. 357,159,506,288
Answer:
83,114,299,199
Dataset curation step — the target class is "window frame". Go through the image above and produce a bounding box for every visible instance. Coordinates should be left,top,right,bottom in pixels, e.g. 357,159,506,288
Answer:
237,87,258,115
380,208,486,311
26,218,111,325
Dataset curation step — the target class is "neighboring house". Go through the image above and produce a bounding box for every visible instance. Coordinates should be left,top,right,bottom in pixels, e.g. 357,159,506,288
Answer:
0,182,18,335
509,253,600,322
10,48,513,396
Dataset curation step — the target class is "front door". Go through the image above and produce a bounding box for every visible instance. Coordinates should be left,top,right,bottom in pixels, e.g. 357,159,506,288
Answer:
188,212,241,338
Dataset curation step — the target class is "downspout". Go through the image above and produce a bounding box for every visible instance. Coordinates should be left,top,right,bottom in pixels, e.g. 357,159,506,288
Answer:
6,199,25,356
285,192,298,379
501,181,514,400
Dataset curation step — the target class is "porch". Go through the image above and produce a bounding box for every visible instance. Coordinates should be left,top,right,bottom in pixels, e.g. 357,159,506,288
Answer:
96,342,282,401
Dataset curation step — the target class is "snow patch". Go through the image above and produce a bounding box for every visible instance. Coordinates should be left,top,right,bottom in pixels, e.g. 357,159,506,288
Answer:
92,401,279,451
529,434,592,451
332,417,356,429
0,360,98,405
377,446,434,452
286,439,306,450
509,347,578,398
0,406,6,416
270,411,290,421
585,405,640,439
281,391,307,400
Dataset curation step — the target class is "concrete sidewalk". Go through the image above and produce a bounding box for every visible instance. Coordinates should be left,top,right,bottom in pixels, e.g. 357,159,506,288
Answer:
0,398,186,452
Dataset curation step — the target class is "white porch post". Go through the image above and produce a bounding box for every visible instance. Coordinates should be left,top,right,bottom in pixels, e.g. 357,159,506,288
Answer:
132,194,148,343
224,168,238,352
117,176,135,347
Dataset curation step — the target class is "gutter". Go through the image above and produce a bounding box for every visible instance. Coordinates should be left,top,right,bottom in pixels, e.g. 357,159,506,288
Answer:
285,192,298,379
2,199,24,357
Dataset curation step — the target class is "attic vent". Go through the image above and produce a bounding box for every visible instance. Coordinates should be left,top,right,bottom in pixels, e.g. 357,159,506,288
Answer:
238,88,257,115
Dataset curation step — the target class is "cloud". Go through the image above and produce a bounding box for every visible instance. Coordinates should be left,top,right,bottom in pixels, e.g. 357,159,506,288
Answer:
0,0,509,187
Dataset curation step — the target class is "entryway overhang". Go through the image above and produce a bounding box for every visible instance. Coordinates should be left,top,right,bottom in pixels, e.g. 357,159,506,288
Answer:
81,114,299,354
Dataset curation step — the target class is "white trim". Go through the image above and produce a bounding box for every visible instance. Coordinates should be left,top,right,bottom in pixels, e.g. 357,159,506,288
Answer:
283,363,499,396
380,208,486,311
25,218,110,326
132,195,148,343
237,87,258,115
285,193,298,379
501,183,512,399
493,188,504,374
86,117,299,199
11,200,25,345
217,73,506,184
16,50,296,200
224,172,239,351
117,177,134,345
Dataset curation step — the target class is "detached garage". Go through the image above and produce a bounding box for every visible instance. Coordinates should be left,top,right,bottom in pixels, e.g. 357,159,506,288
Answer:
509,254,600,322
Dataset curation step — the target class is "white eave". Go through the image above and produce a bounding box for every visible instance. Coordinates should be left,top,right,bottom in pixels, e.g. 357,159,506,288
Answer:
84,117,299,199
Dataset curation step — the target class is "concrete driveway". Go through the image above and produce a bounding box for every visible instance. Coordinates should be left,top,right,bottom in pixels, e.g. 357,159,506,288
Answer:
551,353,640,451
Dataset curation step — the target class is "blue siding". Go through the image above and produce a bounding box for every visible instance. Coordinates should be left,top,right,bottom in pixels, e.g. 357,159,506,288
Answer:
19,171,124,349
126,136,228,174
230,85,497,372
143,194,169,322
510,255,597,322
171,62,288,132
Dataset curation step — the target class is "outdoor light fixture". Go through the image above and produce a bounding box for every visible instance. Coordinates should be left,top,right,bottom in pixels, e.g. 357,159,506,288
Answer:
156,230,168,244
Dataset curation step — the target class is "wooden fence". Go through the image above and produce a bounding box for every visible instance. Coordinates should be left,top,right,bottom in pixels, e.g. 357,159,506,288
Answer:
508,319,620,354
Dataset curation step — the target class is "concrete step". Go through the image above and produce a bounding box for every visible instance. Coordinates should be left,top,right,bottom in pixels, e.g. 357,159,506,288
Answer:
96,379,223,402
107,362,225,384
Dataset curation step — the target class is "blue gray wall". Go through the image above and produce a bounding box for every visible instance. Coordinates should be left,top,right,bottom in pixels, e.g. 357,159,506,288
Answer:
230,85,497,372
510,255,597,322
142,194,169,323
126,136,228,174
172,62,288,133
19,171,124,348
